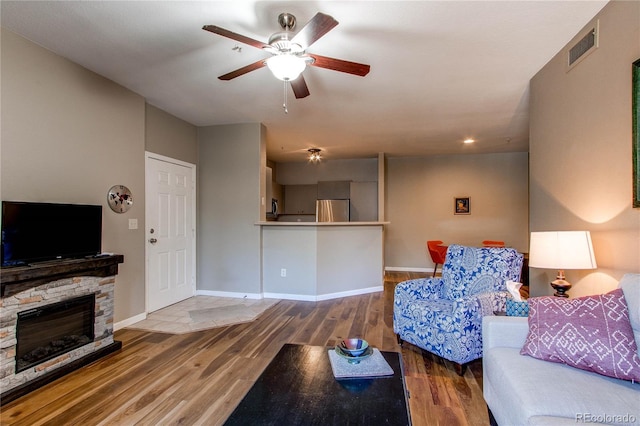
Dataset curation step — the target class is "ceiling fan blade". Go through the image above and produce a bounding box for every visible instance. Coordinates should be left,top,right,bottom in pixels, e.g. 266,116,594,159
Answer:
218,59,266,80
202,25,270,50
290,75,310,99
291,13,338,49
308,54,370,77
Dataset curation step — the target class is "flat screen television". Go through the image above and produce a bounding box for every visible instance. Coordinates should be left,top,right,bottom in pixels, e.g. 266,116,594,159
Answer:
1,201,102,267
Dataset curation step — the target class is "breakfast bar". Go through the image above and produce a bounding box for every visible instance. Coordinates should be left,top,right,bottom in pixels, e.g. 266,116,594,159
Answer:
258,222,388,301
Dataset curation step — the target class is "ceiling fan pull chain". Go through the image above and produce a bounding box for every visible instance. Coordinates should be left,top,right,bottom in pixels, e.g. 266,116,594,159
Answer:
283,80,289,114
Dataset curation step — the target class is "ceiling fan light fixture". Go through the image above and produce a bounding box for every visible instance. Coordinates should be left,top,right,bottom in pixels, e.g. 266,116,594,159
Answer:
266,54,307,81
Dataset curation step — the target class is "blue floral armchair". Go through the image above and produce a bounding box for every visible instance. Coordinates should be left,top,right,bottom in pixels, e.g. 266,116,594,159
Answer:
393,244,523,370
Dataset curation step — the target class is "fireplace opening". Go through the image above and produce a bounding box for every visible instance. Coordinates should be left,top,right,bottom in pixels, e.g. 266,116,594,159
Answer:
15,293,95,373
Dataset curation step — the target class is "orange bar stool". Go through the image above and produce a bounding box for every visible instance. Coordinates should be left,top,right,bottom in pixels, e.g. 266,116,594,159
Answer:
482,240,505,247
426,240,448,277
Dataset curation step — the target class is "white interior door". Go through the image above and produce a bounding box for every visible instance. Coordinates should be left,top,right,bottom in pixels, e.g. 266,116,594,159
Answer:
145,153,196,313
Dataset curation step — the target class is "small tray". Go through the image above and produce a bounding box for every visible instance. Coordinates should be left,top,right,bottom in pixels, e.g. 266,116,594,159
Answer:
334,344,373,364
328,347,394,378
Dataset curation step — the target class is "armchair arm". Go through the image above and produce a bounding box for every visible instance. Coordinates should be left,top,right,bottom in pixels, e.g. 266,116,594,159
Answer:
452,290,510,319
394,277,444,301
482,316,529,350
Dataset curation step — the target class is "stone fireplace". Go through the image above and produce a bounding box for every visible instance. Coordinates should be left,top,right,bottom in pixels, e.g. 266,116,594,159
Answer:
0,255,123,403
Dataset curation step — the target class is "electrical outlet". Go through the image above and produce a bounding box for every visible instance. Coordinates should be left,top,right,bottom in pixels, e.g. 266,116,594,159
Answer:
128,218,138,230
280,268,287,277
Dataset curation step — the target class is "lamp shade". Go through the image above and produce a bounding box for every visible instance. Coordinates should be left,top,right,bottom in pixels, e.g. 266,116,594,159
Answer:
266,54,306,81
529,231,597,270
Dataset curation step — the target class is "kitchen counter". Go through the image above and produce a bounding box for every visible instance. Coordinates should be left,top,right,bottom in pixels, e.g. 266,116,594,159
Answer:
258,222,387,301
256,221,389,226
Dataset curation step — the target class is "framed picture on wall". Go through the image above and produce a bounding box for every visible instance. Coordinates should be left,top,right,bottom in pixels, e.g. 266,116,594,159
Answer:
454,197,470,215
632,58,640,208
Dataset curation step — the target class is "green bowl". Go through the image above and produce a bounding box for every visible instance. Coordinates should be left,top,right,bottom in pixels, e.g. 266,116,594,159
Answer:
339,338,369,357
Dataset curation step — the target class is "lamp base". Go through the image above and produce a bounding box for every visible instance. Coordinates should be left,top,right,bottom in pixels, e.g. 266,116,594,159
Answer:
550,279,571,298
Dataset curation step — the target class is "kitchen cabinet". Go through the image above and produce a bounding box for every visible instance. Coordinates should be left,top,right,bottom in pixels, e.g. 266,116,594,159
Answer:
266,167,274,204
350,181,378,221
317,180,350,200
284,184,317,214
266,167,283,218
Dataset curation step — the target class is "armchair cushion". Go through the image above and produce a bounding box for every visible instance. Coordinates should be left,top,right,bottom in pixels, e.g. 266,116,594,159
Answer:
440,244,524,300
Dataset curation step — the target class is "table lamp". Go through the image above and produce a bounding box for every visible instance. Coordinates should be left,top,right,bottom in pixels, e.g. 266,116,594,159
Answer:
528,231,597,297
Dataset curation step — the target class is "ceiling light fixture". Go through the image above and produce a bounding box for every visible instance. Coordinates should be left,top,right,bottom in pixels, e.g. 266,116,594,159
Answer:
464,138,475,144
265,49,312,113
266,54,307,82
308,148,322,162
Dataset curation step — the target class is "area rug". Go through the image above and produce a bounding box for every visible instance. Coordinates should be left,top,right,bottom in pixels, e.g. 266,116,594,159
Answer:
126,296,280,334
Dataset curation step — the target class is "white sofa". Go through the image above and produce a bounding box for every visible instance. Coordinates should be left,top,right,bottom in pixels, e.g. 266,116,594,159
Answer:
482,274,640,426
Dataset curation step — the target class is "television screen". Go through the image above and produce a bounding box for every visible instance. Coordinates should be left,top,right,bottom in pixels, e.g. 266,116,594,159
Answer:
1,201,102,266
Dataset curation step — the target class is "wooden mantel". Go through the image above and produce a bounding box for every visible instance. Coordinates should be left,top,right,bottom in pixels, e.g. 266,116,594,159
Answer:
1,255,124,297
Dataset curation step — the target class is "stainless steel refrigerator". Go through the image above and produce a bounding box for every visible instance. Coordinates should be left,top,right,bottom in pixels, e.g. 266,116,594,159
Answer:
316,199,350,222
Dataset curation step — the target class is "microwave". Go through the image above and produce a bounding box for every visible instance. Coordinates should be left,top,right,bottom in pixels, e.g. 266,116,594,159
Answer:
266,198,278,220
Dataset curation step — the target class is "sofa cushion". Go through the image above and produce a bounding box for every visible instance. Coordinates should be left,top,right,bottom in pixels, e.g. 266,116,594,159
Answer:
440,244,523,300
484,346,640,426
521,289,640,382
619,273,640,345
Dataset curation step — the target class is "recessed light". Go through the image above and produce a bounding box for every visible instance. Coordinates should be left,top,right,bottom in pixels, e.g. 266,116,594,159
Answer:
463,138,475,144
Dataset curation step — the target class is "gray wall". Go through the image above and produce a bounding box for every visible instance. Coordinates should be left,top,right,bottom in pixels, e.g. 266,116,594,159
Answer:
145,104,197,164
1,28,146,323
529,0,640,297
197,123,265,295
385,152,529,269
275,158,378,185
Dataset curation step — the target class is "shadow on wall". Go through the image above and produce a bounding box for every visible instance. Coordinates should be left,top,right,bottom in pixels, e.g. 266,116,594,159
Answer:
529,178,639,297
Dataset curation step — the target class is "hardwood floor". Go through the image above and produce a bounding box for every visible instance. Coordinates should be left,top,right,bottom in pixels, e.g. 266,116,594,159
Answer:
0,272,489,426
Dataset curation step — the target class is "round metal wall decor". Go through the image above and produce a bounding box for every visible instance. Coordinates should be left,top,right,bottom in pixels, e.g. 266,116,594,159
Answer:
107,184,133,213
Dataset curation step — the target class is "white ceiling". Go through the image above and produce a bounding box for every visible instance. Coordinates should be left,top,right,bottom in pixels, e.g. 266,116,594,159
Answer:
1,1,608,162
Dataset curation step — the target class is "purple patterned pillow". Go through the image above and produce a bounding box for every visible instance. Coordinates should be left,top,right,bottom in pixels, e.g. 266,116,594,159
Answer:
520,288,640,381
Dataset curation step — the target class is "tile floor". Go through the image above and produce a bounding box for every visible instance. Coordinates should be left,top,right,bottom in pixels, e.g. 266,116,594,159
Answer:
126,296,281,334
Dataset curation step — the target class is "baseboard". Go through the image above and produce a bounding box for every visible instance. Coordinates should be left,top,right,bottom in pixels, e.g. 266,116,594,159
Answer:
385,266,430,273
196,289,263,299
316,286,384,301
262,292,317,301
116,287,385,317
114,312,147,331
264,286,383,302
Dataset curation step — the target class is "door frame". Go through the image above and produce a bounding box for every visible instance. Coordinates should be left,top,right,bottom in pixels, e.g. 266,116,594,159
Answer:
144,151,197,313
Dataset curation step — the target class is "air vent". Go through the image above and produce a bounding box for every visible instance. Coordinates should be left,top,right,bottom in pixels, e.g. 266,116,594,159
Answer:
567,21,598,70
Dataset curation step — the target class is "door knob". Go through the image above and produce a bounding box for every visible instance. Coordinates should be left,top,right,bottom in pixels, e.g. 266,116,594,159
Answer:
149,238,158,244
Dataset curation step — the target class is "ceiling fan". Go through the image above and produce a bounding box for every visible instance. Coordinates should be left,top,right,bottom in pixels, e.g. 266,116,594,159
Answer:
202,12,371,99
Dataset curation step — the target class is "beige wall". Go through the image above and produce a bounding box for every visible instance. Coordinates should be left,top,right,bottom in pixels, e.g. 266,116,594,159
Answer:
385,152,529,269
529,0,640,297
1,28,146,322
145,104,197,164
197,123,265,295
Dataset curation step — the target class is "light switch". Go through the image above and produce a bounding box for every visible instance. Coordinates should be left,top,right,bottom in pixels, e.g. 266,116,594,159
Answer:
128,218,138,230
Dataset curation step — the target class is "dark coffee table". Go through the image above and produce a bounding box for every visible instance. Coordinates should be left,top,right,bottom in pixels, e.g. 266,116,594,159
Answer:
224,344,411,425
